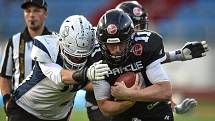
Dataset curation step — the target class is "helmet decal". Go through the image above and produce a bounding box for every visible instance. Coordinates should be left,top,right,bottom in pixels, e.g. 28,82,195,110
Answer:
107,24,117,35
133,7,143,17
76,36,89,48
61,26,70,39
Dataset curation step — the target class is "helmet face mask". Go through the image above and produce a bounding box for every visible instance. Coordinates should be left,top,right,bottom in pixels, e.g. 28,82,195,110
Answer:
60,49,87,70
115,1,149,31
97,9,134,65
59,15,95,70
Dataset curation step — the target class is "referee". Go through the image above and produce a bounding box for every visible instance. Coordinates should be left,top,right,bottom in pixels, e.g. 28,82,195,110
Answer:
0,0,52,117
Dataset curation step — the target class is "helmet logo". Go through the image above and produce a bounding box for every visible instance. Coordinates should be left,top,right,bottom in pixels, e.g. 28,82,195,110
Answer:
133,7,143,17
107,24,117,35
132,43,143,56
61,26,70,39
76,36,89,48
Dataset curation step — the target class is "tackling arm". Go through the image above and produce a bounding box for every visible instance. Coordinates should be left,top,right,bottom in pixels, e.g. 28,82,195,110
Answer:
162,41,209,63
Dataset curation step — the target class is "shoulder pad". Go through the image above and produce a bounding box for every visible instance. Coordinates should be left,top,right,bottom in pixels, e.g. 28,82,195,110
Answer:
147,30,163,38
31,35,60,63
132,30,163,43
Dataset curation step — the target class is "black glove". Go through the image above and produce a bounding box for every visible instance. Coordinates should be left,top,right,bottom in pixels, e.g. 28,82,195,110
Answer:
180,41,209,60
169,41,209,61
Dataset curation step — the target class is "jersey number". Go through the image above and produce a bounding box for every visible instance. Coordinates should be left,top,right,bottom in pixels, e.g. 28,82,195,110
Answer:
134,31,151,42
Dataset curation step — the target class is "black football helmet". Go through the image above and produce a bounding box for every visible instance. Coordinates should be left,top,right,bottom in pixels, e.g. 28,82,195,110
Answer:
97,9,134,65
115,1,148,30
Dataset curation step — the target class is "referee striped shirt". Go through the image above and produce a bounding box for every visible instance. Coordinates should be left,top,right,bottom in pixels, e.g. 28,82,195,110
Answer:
0,27,51,91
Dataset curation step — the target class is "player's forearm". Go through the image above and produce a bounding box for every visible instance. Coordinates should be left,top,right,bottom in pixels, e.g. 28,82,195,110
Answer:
161,52,172,63
61,67,88,85
130,82,172,102
98,100,135,117
162,51,182,64
60,69,79,84
0,77,12,95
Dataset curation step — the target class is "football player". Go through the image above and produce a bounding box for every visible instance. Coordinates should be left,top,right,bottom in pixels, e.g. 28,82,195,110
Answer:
115,1,208,63
115,0,205,114
87,9,173,121
85,1,207,120
6,15,109,121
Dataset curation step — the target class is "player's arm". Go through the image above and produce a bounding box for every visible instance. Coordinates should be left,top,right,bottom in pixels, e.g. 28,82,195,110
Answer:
162,41,208,63
130,82,171,102
93,79,135,116
38,62,87,85
111,61,172,101
97,99,135,117
39,59,110,85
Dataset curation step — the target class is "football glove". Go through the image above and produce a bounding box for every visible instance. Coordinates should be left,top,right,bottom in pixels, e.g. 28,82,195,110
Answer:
180,41,208,60
169,41,209,61
174,98,198,114
87,60,110,81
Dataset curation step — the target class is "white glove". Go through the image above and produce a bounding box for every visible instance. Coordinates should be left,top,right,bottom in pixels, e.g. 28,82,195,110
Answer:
87,60,110,81
174,98,198,114
169,41,209,61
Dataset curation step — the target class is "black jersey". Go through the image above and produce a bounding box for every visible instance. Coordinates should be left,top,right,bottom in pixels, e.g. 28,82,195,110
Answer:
86,30,173,121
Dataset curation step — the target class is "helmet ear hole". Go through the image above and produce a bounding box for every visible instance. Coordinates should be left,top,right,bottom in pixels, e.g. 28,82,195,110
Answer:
59,15,95,70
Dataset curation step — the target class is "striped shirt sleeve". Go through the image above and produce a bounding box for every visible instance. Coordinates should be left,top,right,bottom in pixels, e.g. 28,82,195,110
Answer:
0,39,13,78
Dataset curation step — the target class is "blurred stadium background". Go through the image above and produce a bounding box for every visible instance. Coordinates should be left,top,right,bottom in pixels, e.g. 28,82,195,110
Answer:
0,0,215,121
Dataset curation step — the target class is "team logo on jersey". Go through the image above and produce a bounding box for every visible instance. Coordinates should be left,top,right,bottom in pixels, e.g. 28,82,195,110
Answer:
132,43,143,56
133,7,143,17
106,61,144,77
107,24,117,35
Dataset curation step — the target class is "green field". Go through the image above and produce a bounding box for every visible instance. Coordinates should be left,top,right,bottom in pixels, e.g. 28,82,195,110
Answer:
1,101,215,121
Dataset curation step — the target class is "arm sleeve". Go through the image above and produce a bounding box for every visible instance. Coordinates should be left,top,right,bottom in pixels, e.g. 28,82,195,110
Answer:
38,62,64,85
0,39,13,78
146,59,169,84
92,80,111,100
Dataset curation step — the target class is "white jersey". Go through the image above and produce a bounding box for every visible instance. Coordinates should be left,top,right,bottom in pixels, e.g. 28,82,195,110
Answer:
14,34,77,120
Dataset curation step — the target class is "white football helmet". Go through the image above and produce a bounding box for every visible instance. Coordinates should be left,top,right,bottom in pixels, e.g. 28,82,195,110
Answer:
59,15,95,70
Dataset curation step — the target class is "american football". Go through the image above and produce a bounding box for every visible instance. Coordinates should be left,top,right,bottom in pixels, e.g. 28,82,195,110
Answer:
116,71,136,88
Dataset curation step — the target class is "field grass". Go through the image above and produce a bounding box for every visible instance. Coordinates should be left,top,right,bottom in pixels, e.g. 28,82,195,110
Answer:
0,101,215,121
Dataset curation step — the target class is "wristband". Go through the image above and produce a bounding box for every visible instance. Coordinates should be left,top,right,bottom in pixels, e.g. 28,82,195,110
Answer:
72,67,88,85
3,94,10,106
168,50,183,61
